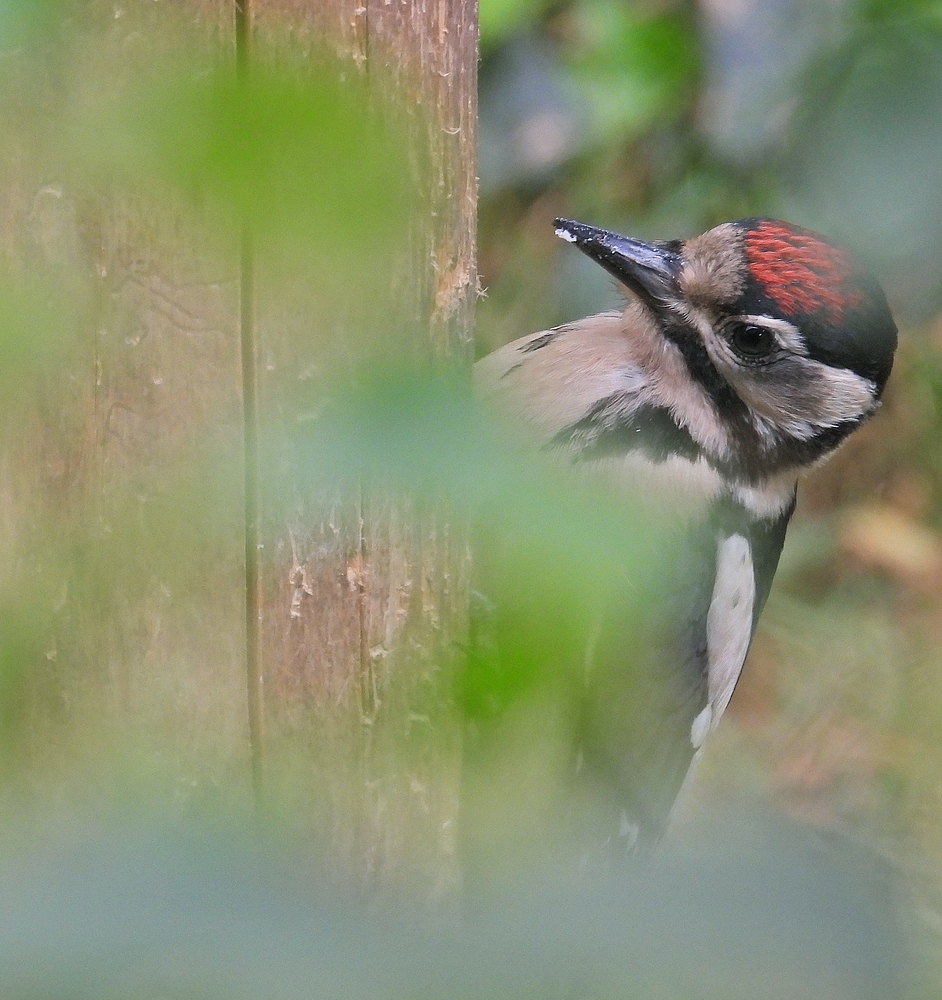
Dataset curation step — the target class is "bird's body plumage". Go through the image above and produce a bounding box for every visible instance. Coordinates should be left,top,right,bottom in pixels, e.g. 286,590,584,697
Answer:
474,217,897,851
477,309,795,848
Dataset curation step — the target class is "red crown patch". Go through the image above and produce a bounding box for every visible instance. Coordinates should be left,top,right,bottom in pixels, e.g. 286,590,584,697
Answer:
744,221,864,325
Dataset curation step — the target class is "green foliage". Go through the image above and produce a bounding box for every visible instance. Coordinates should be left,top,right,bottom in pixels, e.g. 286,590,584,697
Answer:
480,0,550,48
0,276,84,408
68,55,413,285
0,823,903,999
568,0,698,144
0,0,69,50
477,1,942,988
280,363,668,729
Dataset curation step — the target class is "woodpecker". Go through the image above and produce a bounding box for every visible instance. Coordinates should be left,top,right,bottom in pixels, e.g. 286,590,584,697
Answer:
474,217,897,852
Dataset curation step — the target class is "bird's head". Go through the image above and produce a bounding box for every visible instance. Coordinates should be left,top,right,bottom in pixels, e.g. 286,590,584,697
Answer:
555,217,898,483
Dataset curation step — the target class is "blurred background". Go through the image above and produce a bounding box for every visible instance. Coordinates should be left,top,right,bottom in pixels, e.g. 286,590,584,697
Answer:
476,0,942,906
0,0,939,995
475,0,942,988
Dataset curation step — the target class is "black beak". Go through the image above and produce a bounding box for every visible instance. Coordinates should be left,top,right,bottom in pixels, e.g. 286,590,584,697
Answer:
554,218,682,313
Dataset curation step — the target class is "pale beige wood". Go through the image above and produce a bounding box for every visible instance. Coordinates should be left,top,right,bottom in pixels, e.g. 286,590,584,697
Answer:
249,0,477,895
0,1,251,808
0,0,476,897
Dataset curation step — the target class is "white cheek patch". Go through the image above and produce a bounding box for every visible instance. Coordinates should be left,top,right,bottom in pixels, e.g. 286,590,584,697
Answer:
741,360,875,440
808,363,877,423
691,533,755,749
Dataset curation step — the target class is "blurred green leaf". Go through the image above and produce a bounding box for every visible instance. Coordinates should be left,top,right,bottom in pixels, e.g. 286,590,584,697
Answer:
569,0,698,143
779,15,942,314
276,366,671,728
854,0,942,27
0,821,906,999
479,0,550,48
0,0,67,50
0,275,84,409
0,603,46,770
68,54,413,280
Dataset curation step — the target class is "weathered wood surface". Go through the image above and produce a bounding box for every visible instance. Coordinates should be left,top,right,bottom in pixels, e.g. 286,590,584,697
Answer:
250,0,477,893
0,0,477,896
0,0,249,806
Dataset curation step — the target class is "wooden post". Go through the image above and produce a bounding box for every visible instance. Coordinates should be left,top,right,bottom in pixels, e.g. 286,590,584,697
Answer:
0,0,477,898
0,0,250,809
248,0,478,895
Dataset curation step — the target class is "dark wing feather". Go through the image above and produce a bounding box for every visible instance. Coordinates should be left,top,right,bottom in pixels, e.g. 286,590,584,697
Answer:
574,512,717,853
740,492,796,630
576,494,794,855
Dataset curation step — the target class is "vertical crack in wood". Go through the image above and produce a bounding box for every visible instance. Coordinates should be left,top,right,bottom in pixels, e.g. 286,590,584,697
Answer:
90,236,111,710
357,486,377,723
236,0,265,813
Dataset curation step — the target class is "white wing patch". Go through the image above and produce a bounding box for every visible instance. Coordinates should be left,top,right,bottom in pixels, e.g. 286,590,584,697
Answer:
691,533,755,749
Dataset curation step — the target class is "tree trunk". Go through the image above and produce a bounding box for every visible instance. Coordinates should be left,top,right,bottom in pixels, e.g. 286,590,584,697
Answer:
0,0,477,899
250,0,477,894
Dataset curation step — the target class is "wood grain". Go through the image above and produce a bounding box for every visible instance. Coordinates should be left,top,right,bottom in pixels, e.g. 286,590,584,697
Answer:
249,0,477,894
0,0,476,898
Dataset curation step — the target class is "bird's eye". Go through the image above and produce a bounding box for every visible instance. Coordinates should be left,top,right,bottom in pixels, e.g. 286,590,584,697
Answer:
728,322,775,361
